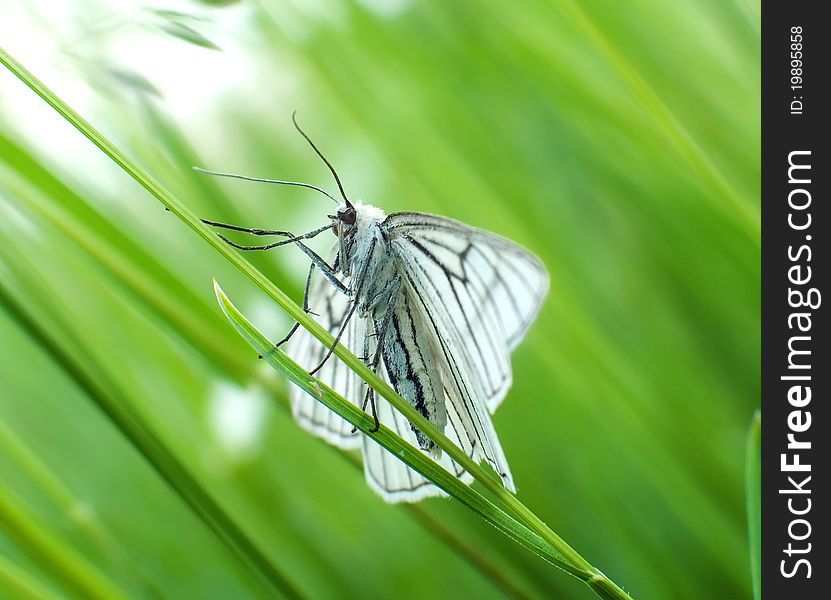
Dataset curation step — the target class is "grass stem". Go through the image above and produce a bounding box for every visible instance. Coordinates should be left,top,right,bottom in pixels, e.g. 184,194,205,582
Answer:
1,44,632,599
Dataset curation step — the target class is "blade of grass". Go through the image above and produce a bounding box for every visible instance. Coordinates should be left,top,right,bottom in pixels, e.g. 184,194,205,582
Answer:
0,554,65,600
329,444,541,600
0,152,537,600
0,131,542,600
401,506,536,600
0,270,301,600
733,0,761,34
0,155,256,383
0,419,167,599
556,0,760,241
213,280,553,559
1,46,631,599
745,410,760,600
0,486,127,600
215,280,629,600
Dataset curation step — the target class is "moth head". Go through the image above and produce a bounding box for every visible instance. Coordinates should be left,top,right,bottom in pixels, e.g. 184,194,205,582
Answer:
330,202,356,236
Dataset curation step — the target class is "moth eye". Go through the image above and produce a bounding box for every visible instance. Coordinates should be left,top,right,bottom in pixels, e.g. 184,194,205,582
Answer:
339,207,356,225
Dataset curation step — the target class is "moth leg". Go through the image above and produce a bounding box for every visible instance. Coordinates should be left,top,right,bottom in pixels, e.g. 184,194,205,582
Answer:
213,230,349,296
353,324,377,433
201,219,294,237
204,218,349,296
297,245,349,296
307,241,377,375
274,261,317,348
205,222,331,251
352,305,394,434
308,297,360,376
358,386,381,434
300,262,319,317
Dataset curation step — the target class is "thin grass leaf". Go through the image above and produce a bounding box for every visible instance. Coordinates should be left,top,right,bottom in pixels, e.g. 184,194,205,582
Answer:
1,1,760,596
745,410,761,600
401,506,537,600
0,487,127,600
0,273,300,600
0,151,257,384
0,554,65,600
1,133,536,599
1,45,631,599
556,0,760,240
0,419,164,597
157,22,220,51
215,280,630,600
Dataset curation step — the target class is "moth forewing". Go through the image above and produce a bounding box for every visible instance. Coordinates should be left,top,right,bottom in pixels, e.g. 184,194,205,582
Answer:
377,284,449,457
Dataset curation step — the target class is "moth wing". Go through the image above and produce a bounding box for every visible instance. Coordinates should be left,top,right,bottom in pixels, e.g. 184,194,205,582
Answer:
384,211,548,412
384,212,548,490
285,244,475,502
362,360,475,503
286,260,365,449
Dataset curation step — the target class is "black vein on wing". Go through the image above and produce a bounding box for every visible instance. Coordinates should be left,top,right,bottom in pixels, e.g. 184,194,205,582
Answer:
398,263,503,478
400,234,508,399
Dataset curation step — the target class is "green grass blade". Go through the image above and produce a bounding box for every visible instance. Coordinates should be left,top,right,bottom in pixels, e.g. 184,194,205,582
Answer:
215,280,630,599
0,554,65,600
0,273,300,600
556,0,759,240
745,410,761,600
0,419,165,597
0,143,257,384
0,136,534,599
0,486,127,600
400,506,537,600
1,44,631,599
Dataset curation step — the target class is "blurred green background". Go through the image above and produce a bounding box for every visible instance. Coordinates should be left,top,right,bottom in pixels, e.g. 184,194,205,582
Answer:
0,0,759,598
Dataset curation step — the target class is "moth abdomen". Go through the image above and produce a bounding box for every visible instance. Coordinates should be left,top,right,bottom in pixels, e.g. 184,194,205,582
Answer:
380,292,447,456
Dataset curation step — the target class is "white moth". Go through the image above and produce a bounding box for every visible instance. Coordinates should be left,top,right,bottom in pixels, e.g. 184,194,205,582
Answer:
201,116,549,503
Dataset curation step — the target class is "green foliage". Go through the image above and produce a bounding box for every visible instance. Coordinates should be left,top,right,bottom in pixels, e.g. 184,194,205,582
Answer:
746,412,761,600
214,281,629,598
0,1,758,598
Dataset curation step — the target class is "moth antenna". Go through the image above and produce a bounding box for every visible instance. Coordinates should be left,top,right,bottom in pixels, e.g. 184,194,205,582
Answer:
192,166,339,204
291,111,353,208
